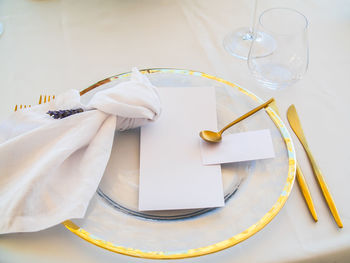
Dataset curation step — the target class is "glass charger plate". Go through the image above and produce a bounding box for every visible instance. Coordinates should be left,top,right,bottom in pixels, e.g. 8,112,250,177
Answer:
63,68,296,259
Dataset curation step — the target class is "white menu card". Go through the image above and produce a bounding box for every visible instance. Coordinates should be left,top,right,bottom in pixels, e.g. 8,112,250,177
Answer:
139,87,224,211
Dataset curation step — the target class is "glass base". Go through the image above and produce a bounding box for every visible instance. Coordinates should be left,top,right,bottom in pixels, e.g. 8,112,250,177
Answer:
252,67,299,90
223,27,275,60
223,27,254,60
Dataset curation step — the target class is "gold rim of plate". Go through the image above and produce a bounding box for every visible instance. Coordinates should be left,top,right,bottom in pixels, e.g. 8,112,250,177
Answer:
62,68,296,259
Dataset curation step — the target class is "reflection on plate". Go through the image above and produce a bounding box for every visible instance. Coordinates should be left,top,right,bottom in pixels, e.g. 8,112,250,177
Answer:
63,68,296,259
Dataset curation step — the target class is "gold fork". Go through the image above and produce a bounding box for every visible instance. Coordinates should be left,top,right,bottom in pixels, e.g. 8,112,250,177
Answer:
269,101,318,222
287,105,342,228
14,95,55,111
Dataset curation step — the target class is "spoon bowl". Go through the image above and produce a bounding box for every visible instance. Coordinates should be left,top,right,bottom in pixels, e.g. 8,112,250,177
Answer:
200,130,222,143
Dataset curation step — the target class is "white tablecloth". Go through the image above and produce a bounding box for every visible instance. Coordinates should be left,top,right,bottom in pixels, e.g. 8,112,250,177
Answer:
0,0,349,262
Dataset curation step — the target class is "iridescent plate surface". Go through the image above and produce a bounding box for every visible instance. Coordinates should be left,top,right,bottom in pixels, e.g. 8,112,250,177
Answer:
63,69,296,259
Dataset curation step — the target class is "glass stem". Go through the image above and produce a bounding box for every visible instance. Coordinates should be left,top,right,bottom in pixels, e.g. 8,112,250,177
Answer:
0,22,3,36
249,0,258,35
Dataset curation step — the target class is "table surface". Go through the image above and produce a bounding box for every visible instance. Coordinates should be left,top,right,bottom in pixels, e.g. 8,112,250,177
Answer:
0,0,349,262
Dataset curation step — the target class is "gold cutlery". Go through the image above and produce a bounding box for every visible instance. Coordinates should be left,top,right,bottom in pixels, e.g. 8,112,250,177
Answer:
200,98,274,143
287,105,343,228
269,101,318,221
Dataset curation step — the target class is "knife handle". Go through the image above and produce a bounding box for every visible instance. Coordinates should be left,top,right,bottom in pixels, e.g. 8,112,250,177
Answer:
296,163,318,221
305,147,343,228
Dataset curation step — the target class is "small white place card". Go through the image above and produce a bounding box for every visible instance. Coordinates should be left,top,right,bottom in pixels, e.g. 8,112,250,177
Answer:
200,129,275,165
139,87,224,211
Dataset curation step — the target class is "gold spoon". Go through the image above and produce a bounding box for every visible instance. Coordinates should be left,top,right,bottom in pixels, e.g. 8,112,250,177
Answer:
200,98,274,143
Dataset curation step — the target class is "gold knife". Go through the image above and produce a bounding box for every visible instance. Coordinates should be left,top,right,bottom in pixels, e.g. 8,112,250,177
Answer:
287,105,343,228
269,101,318,222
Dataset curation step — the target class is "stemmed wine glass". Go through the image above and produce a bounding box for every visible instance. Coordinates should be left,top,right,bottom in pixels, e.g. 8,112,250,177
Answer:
223,0,274,60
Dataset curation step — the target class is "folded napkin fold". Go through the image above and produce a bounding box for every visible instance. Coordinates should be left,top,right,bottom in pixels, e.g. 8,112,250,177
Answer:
0,68,161,234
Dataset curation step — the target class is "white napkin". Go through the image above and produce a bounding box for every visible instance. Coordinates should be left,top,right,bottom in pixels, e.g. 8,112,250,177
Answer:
0,68,161,234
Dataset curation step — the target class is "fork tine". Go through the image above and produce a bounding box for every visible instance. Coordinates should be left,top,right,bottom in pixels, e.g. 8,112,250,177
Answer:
15,94,49,113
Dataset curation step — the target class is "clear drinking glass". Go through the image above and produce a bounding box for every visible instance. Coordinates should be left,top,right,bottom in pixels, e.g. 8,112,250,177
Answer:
248,8,309,89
